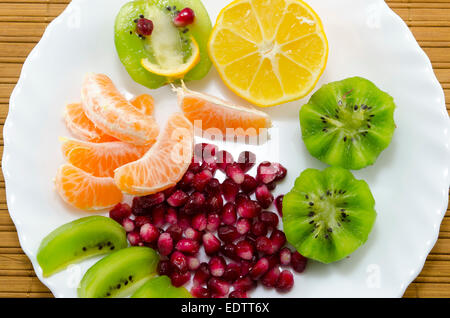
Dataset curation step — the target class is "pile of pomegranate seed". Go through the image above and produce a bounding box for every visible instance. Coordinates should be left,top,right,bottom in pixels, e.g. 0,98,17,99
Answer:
109,143,307,298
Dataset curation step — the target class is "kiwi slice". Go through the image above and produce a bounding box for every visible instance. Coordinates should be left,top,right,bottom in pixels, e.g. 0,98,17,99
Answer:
37,216,127,277
115,0,212,89
78,246,159,298
282,166,376,264
131,275,192,298
300,77,396,170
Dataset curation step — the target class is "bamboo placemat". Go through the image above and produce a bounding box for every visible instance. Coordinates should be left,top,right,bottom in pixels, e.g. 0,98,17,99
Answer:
0,0,449,298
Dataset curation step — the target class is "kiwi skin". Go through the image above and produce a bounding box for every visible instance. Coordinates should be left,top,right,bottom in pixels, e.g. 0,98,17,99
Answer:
282,166,376,264
37,216,127,277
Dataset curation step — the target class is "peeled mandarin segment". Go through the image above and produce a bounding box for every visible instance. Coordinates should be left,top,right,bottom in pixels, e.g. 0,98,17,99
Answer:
176,84,271,137
130,94,155,116
208,0,328,107
81,73,159,145
60,137,150,178
64,103,117,143
114,113,194,196
55,163,123,211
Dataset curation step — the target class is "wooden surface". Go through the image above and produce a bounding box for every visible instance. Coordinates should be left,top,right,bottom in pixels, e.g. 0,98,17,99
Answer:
0,0,449,298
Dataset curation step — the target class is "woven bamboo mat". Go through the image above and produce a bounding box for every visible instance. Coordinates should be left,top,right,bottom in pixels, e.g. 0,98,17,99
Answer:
0,0,449,298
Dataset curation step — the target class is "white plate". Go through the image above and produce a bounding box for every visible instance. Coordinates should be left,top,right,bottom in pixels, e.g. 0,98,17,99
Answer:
3,0,450,298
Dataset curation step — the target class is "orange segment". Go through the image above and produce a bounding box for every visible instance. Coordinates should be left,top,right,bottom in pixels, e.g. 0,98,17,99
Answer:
114,113,193,196
60,137,151,178
55,163,123,211
176,84,271,137
81,73,159,145
131,94,155,116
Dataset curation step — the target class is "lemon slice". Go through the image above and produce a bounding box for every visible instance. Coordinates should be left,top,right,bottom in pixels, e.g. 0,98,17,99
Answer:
208,0,328,107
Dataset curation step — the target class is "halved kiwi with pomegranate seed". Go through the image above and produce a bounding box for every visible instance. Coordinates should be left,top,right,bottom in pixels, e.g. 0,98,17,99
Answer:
282,166,376,264
300,77,396,170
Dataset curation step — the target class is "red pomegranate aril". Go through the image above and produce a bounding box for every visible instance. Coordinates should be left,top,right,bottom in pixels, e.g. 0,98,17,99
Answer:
237,151,256,173
183,192,206,215
221,202,237,225
192,169,213,192
157,232,173,256
240,174,258,194
251,221,267,237
184,227,201,241
173,7,195,26
175,238,200,255
255,184,274,209
206,213,221,232
207,278,229,296
157,260,173,276
216,150,234,171
259,211,279,228
270,229,287,253
275,195,284,217
226,163,245,184
220,243,238,261
188,161,202,173
140,223,159,243
291,251,308,273
255,236,272,255
187,256,200,271
236,218,251,235
140,192,166,209
134,215,151,228
206,195,223,214
191,285,210,298
204,178,222,196
236,240,254,260
256,162,278,184
121,218,135,233
235,193,250,205
166,224,183,243
151,204,166,228
194,143,217,161
272,162,287,181
136,18,154,36
267,254,280,269
177,214,192,230
276,270,294,292
163,186,176,198
233,276,256,292
279,247,292,266
109,203,131,222
222,263,241,282
204,159,218,175
167,190,189,207
218,225,240,243
165,207,178,225
202,232,221,255
193,263,210,286
127,231,141,246
179,171,194,191
266,181,276,191
236,200,261,218
221,178,239,201
229,290,248,298
250,257,269,280
171,270,191,287
192,213,207,231
209,256,226,277
240,260,253,277
261,266,280,288
170,251,188,273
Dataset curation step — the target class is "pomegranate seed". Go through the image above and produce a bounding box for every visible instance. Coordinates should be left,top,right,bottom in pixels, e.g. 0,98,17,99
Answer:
157,233,173,256
204,159,218,175
222,263,241,282
121,218,135,232
194,143,217,161
127,231,141,246
255,236,272,255
256,162,278,184
259,211,279,228
166,224,183,242
192,170,213,192
272,162,287,181
218,225,240,243
235,193,250,205
163,186,176,198
202,232,221,255
279,247,292,266
216,150,234,171
250,257,269,279
206,196,223,214
237,151,256,173
177,214,192,230
255,184,274,209
192,213,207,231
221,178,239,201
221,202,237,225
207,213,221,232
276,270,294,292
226,163,245,184
189,161,202,173
236,218,251,235
207,278,229,296
134,215,151,228
221,243,238,261
183,192,206,215
270,230,286,253
267,254,280,269
229,290,247,298
236,240,254,260
291,251,308,273
204,178,222,196
233,276,256,292
179,171,194,191
175,238,200,255
173,7,195,27
251,221,267,237
167,190,188,207
239,260,252,277
140,223,159,242
193,263,210,286
240,174,258,194
275,195,284,217
136,18,154,36
170,251,188,273
266,181,276,191
151,204,166,228
171,271,191,287
261,267,280,288
209,256,226,277
165,207,178,225
187,256,200,271
157,260,172,276
184,227,201,241
136,193,165,211
236,200,261,218
191,285,210,298
109,203,131,222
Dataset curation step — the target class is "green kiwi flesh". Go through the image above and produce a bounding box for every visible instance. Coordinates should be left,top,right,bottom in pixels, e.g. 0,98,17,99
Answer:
300,77,396,170
131,275,192,298
282,166,376,264
37,216,127,277
115,0,212,89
